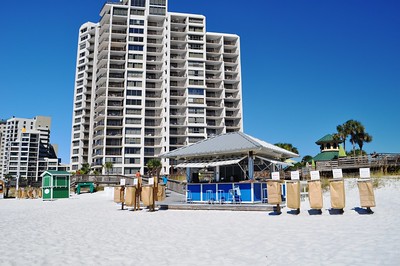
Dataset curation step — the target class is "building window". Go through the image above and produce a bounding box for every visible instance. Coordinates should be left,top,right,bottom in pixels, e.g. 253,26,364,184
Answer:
131,0,146,7
127,81,143,87
126,128,141,135
125,148,141,154
128,62,143,69
126,99,142,105
128,71,143,78
188,107,204,114
129,28,144,34
127,90,142,96
189,43,203,50
188,88,204,95
130,19,144,26
188,117,204,124
150,0,166,6
189,79,204,86
188,70,204,77
128,54,143,60
188,61,204,67
126,118,141,124
125,138,141,144
130,9,145,16
189,52,203,59
125,158,140,165
128,45,144,51
149,6,166,16
126,108,142,115
124,168,140,174
129,36,144,42
188,98,204,104
113,8,128,16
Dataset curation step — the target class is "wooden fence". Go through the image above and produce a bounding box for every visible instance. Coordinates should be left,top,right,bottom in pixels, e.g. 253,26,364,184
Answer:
316,153,400,172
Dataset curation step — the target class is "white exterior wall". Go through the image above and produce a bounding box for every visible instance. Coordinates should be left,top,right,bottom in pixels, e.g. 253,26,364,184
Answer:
70,0,243,176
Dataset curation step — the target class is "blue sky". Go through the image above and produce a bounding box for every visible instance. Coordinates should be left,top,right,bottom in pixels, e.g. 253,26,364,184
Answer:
1,0,399,164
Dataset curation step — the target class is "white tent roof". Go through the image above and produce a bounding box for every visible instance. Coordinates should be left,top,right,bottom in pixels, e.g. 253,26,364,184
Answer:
160,131,299,160
175,156,246,168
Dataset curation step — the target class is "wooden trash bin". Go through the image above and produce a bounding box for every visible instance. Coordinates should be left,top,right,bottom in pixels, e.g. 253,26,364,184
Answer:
125,186,138,210
141,185,154,208
156,184,166,202
113,186,125,203
357,179,375,213
286,180,300,214
267,180,282,205
308,180,323,211
329,179,345,212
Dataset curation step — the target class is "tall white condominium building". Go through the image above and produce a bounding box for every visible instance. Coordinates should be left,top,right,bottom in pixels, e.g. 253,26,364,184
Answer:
70,0,243,176
0,116,61,183
0,119,7,176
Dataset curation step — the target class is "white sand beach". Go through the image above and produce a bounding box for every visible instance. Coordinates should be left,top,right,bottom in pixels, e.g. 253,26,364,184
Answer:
1,178,400,266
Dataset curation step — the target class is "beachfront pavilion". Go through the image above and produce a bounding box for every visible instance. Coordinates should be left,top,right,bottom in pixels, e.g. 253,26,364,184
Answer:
160,132,299,203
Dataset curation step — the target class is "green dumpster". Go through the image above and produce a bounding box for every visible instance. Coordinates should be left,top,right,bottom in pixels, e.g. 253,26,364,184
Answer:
40,171,71,200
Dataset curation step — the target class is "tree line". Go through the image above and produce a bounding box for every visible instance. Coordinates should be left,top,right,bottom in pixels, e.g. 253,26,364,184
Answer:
276,119,373,164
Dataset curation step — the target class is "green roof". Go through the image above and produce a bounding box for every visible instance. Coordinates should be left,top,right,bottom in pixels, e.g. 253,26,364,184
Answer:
313,151,339,161
315,134,342,145
41,170,71,176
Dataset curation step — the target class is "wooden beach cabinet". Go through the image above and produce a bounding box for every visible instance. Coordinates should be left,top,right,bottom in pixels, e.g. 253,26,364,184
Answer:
286,180,301,210
329,179,345,210
308,180,323,210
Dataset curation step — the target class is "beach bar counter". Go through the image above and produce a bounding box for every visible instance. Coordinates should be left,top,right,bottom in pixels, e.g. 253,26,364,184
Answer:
187,182,268,203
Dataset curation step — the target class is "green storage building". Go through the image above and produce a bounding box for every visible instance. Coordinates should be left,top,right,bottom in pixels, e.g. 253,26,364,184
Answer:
41,170,71,200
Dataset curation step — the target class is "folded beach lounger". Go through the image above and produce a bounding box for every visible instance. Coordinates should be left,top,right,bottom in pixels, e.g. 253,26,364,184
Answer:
308,180,323,210
329,179,345,211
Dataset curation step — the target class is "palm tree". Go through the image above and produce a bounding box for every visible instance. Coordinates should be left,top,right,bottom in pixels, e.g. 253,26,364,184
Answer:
146,159,162,179
335,124,348,151
80,163,91,175
274,143,299,155
356,132,373,154
103,162,113,176
301,155,313,165
346,120,365,156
